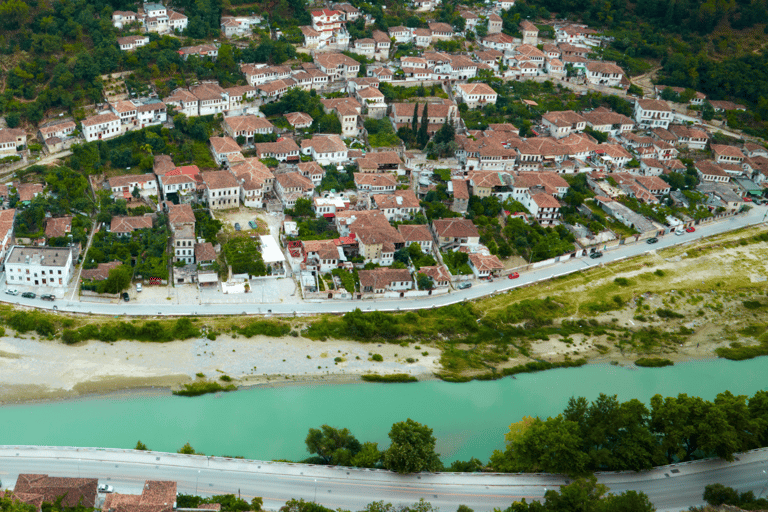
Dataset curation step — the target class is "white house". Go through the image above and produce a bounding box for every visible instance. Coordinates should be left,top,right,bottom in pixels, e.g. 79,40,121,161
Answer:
202,170,241,209
634,99,672,129
585,61,624,87
117,35,149,51
4,246,73,289
210,137,243,166
455,83,498,109
300,134,348,165
108,173,159,199
81,112,121,142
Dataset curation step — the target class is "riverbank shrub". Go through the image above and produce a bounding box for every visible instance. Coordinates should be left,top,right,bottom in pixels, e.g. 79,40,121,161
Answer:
234,320,291,338
635,357,674,367
715,341,768,360
436,358,588,383
61,318,200,344
172,381,237,397
361,374,418,383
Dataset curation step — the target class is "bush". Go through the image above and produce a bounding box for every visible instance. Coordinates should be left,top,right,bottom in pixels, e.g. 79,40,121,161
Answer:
614,277,631,286
361,374,418,383
743,300,763,309
220,375,232,382
371,354,384,362
172,381,237,396
656,308,684,319
235,320,291,337
634,357,674,367
715,341,768,361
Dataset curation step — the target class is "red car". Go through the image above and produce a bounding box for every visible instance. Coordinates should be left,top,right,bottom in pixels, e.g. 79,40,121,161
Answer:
686,227,695,233
508,272,520,279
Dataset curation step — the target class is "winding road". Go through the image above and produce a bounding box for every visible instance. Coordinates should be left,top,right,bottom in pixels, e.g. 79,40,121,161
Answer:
4,206,766,317
1,446,767,511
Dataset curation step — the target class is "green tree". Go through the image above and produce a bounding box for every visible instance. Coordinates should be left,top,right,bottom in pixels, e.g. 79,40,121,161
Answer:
383,419,442,473
417,103,430,148
350,441,383,468
543,476,607,512
416,273,434,290
598,490,656,512
100,264,133,294
135,440,148,450
305,425,362,465
411,103,419,134
177,442,202,455
251,498,263,511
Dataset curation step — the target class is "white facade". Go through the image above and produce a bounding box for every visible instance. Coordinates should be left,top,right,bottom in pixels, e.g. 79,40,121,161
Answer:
82,112,121,142
4,246,73,289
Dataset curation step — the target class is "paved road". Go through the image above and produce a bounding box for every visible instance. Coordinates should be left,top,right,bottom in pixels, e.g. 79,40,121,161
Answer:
1,447,767,511
2,207,766,317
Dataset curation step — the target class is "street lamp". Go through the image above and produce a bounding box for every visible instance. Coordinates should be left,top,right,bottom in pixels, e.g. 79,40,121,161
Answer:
314,479,318,503
196,470,201,494
757,469,767,500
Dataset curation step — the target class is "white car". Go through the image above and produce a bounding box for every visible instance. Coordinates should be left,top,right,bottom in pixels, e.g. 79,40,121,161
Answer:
98,485,114,493
136,283,142,292
5,289,18,296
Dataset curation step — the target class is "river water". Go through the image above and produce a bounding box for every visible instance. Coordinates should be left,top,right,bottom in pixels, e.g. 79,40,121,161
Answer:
1,359,766,463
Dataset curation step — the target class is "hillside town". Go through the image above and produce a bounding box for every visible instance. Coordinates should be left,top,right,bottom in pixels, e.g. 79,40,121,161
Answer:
0,0,764,304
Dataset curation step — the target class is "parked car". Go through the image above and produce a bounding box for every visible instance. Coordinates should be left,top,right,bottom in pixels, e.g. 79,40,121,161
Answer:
646,237,658,244
122,292,130,302
590,251,603,259
136,283,142,292
234,222,241,231
98,485,114,493
41,294,55,301
457,282,472,289
5,289,18,296
21,292,36,299
675,229,685,235
686,227,695,233
508,272,520,279
248,220,258,230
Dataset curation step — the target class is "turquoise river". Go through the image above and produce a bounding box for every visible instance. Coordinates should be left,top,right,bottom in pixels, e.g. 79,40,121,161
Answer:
1,358,767,463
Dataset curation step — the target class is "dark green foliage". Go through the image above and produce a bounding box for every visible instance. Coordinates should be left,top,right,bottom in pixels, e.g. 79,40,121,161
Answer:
318,167,356,192
135,440,148,450
176,494,252,512
384,418,442,473
305,425,362,465
716,340,768,360
361,374,418,383
234,320,292,338
634,357,674,367
281,499,336,512
61,318,200,344
222,237,267,276
84,220,169,280
447,458,484,473
655,308,684,319
173,381,237,396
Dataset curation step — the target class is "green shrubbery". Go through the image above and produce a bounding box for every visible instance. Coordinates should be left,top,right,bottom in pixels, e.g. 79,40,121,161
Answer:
234,320,292,338
173,381,237,397
361,374,418,383
62,318,200,344
635,357,674,367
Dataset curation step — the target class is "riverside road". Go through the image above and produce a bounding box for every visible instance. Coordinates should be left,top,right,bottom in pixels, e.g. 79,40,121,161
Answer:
3,206,766,317
0,446,767,511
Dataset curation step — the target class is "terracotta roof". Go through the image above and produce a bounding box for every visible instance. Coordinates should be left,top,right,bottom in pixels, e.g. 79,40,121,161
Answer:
418,265,451,282
315,52,359,68
210,136,241,155
303,239,339,261
469,252,503,272
284,112,314,126
520,20,538,31
429,22,453,33
354,173,397,188
224,115,274,133
359,268,412,290
433,218,479,238
81,260,123,281
194,242,217,262
45,216,73,239
111,215,153,234
543,109,586,127
531,192,561,208
452,178,469,200
255,138,300,157
202,170,240,190
397,224,432,243
109,174,157,190
695,160,728,176
276,171,314,191
14,474,97,508
14,182,42,202
365,151,402,166
483,33,515,44
457,83,497,96
711,144,744,159
82,111,119,127
302,134,347,154
636,98,671,112
669,125,708,140
168,203,195,226
586,61,623,74
373,190,419,210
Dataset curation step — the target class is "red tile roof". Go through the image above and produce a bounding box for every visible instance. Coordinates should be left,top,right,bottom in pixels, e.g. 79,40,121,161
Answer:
14,474,98,508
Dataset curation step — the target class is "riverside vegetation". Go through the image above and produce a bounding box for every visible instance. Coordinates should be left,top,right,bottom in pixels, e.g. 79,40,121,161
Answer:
2,224,768,385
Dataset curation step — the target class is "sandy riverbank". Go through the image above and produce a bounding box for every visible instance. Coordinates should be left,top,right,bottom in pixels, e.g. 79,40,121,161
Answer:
0,333,441,404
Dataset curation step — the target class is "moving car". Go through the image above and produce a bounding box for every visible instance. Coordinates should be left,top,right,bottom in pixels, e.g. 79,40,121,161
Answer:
457,282,472,289
98,485,114,493
234,222,241,231
590,251,603,259
686,227,695,233
122,292,130,302
675,228,685,235
41,294,55,301
646,237,658,244
21,292,36,299
508,272,520,279
5,289,18,296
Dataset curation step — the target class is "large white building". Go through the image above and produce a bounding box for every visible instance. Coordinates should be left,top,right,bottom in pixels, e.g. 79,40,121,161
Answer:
82,112,121,142
634,99,672,129
4,246,74,289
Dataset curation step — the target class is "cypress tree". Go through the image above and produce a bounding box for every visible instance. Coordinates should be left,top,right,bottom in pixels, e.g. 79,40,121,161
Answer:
417,102,429,148
411,103,419,134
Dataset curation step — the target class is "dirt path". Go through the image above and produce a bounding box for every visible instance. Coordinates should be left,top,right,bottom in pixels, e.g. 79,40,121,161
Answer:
630,66,661,96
